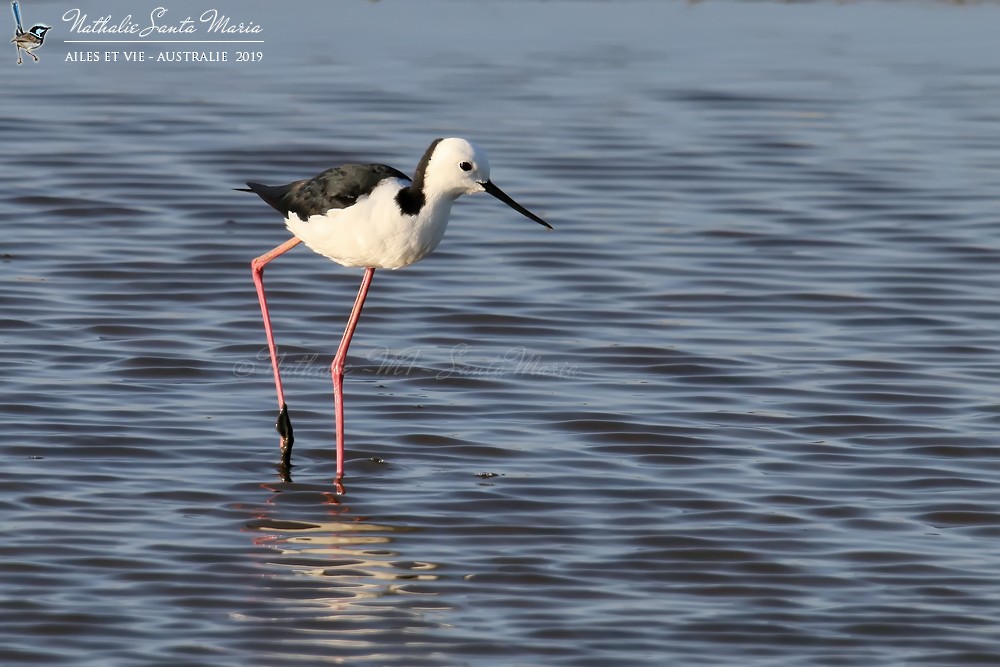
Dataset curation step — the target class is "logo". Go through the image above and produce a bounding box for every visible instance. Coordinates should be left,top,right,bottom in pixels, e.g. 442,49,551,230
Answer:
10,0,49,65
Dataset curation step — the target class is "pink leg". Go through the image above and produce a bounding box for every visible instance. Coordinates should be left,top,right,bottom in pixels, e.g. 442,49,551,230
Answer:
251,237,302,466
331,267,376,480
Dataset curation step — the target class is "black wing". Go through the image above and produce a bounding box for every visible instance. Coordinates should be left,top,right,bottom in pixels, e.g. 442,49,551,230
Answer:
240,163,411,221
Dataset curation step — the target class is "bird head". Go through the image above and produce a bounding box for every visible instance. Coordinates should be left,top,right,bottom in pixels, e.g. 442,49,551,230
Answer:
422,137,552,229
423,137,492,197
29,25,51,39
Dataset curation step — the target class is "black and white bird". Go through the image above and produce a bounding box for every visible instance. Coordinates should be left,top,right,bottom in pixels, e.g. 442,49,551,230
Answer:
241,137,552,482
11,24,48,64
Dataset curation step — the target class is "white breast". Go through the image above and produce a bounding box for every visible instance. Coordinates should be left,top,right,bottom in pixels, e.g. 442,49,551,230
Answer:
285,179,455,270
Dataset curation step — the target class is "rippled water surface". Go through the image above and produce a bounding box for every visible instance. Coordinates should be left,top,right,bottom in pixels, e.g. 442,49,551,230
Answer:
3,1,1000,665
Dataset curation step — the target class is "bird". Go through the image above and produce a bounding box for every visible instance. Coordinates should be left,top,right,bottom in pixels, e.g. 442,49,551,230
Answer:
240,137,552,481
11,24,48,64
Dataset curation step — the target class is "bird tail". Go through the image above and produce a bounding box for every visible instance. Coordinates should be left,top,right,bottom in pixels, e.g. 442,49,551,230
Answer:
11,1,23,34
237,181,300,217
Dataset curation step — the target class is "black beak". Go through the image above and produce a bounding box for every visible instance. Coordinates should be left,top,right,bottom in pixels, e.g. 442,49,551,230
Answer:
482,180,553,230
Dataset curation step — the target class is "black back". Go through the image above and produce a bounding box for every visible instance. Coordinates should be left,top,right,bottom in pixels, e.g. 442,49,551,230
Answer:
243,163,411,221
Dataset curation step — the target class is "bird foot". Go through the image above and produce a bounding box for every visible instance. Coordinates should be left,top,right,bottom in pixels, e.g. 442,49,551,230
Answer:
276,403,294,469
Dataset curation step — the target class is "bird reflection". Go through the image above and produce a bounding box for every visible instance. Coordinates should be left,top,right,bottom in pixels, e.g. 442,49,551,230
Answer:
241,483,447,659
275,455,342,494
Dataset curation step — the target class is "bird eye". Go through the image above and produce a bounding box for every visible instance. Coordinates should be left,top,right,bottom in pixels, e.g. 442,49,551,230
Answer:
459,161,473,172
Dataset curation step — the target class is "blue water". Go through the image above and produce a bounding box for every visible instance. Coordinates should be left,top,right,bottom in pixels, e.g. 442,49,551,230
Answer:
2,1,1000,665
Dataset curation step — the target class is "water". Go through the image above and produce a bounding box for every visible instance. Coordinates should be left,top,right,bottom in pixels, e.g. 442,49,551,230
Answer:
2,1,1000,665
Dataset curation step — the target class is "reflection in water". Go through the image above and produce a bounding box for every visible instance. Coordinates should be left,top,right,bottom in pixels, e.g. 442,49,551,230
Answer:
238,485,448,663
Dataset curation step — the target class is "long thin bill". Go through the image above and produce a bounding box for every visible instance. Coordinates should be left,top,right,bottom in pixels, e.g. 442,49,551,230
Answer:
482,180,553,229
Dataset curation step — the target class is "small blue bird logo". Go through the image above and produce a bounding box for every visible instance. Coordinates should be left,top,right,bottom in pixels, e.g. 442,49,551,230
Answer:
10,1,49,65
